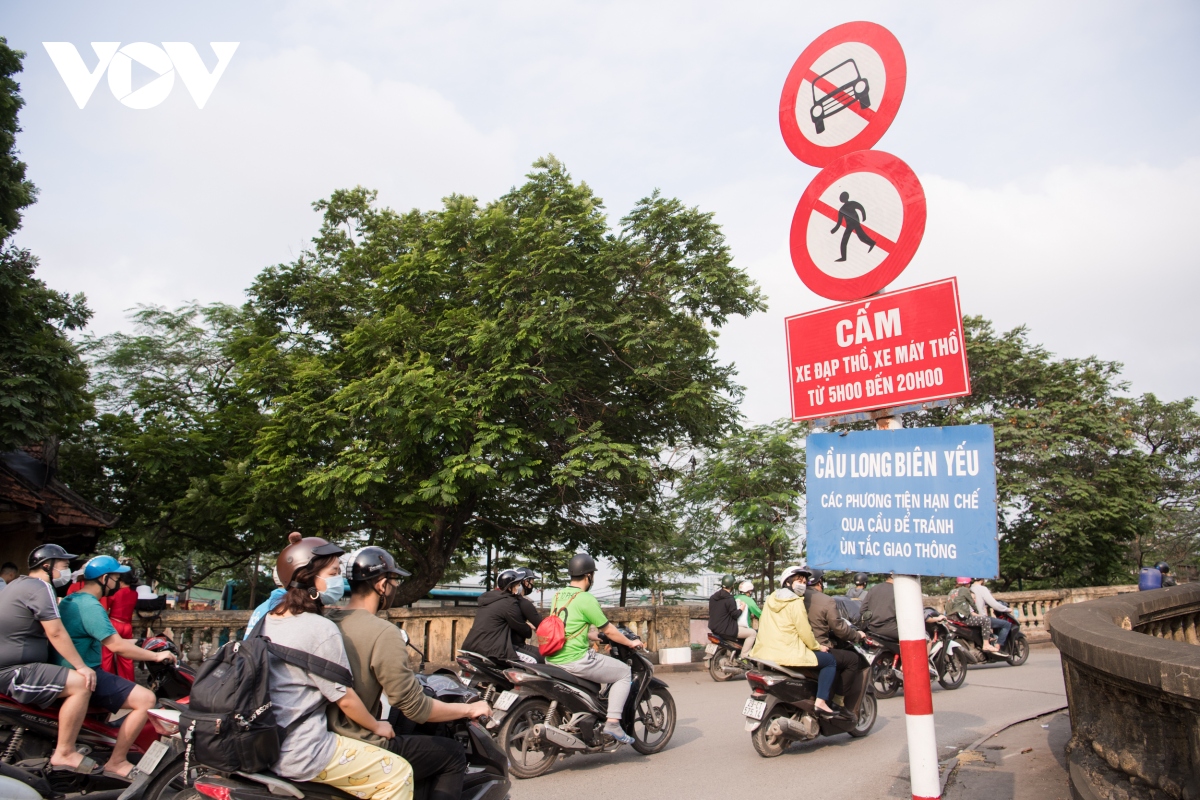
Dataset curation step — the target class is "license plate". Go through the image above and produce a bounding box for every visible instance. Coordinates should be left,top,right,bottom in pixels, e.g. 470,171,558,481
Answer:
704,643,717,655
138,739,172,775
742,698,766,720
494,690,519,711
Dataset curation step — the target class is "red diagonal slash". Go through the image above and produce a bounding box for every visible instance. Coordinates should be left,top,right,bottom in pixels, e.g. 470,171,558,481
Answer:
812,199,896,254
806,70,876,124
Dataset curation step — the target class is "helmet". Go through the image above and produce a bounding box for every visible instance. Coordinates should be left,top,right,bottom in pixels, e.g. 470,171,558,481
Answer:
854,572,868,586
276,532,344,587
496,569,520,590
349,546,410,583
738,580,753,593
779,565,811,588
83,555,131,580
28,543,78,571
1155,561,1171,573
720,574,737,589
806,568,825,586
516,567,540,583
956,577,973,585
568,553,597,578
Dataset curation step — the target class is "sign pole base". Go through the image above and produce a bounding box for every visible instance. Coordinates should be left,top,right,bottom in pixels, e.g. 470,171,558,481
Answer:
895,573,940,799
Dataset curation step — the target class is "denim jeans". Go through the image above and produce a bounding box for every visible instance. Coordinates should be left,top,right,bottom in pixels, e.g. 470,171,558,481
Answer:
989,617,1012,648
813,651,837,701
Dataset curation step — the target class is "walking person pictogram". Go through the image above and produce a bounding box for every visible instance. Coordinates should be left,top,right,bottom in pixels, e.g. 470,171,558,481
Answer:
830,191,876,261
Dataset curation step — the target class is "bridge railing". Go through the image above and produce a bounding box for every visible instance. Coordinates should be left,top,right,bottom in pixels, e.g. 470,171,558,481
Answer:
1048,582,1200,798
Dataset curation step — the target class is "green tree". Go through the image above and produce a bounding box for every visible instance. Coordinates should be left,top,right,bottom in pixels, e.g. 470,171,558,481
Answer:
911,317,1156,587
59,304,282,589
0,38,36,242
237,158,764,604
680,419,808,591
0,248,92,451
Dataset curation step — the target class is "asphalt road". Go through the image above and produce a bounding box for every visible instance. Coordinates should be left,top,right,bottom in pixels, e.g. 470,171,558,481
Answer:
507,646,1067,800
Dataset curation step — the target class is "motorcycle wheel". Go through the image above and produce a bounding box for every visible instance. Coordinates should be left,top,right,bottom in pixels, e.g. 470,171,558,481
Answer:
139,756,189,800
846,692,877,738
870,658,901,699
1006,635,1030,667
630,686,676,755
750,708,790,758
708,650,736,682
498,699,559,780
938,650,968,690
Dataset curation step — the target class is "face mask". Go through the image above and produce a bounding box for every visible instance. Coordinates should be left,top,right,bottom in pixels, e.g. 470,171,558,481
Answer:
51,569,72,588
317,576,346,605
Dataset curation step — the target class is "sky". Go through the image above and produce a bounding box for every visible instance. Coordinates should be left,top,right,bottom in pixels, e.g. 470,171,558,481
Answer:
6,1,1200,430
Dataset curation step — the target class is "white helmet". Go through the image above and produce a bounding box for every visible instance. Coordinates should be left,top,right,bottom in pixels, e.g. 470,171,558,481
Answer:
738,580,753,593
779,564,811,588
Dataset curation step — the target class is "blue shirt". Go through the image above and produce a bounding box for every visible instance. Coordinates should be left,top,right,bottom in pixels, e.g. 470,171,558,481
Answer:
55,591,117,669
244,588,287,638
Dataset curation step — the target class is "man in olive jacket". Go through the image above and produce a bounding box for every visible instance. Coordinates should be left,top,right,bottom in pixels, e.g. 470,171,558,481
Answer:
803,569,864,700
329,547,489,800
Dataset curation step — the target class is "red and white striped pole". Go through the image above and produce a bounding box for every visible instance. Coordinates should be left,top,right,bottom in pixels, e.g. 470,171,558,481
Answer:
895,573,940,799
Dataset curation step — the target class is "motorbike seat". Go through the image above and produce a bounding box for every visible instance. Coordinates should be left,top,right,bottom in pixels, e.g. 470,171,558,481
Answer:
707,632,742,649
524,663,602,694
458,650,500,668
749,659,821,681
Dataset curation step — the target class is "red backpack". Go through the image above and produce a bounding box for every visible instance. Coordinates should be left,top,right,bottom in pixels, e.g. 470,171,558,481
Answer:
536,589,585,656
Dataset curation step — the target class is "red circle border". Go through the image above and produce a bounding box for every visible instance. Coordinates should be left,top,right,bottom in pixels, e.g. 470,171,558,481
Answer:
779,21,907,168
789,150,927,301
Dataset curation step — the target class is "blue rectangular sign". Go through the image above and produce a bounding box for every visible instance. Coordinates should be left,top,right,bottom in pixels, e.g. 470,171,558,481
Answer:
806,425,999,578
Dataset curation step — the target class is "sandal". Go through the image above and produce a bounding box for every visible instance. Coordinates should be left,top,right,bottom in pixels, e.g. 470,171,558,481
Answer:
51,755,102,775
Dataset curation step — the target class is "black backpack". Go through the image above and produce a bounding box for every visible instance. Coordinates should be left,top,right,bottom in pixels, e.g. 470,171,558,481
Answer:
180,616,354,776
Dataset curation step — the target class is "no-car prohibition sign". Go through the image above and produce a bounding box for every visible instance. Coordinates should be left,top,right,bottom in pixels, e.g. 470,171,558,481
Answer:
779,21,907,168
789,149,926,301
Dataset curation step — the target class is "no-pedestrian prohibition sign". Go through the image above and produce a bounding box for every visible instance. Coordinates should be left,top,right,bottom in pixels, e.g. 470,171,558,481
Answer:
779,20,907,168
788,149,927,301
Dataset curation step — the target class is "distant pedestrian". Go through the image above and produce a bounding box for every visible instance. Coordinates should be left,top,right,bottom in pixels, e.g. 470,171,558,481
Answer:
0,562,18,591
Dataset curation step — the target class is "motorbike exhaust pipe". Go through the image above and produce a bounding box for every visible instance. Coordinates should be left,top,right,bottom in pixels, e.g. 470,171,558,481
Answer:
769,715,820,741
532,723,590,751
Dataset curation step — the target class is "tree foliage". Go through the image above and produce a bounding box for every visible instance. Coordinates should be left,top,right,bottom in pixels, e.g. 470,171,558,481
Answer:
0,38,36,243
235,158,764,603
679,419,808,591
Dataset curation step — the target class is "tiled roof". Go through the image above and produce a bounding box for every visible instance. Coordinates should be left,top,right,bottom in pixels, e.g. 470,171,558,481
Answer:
0,451,116,529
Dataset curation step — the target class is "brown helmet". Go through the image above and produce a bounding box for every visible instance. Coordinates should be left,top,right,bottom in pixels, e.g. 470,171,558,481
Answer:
276,532,344,588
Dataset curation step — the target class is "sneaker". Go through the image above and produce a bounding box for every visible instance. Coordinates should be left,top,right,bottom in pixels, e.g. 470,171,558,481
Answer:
604,723,635,745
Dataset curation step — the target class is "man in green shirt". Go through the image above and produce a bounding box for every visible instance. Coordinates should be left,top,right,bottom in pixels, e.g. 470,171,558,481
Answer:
56,556,176,779
547,553,643,745
734,580,761,656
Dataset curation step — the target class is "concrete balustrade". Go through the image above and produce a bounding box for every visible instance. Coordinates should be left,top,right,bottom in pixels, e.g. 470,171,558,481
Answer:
1048,582,1200,800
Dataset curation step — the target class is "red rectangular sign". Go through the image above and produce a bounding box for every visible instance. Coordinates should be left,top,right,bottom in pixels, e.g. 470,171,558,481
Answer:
785,278,971,421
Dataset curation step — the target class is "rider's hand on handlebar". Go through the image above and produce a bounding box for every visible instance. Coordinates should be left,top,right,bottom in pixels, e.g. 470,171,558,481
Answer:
465,700,491,720
373,720,396,740
155,651,178,664
78,665,97,692
818,644,829,652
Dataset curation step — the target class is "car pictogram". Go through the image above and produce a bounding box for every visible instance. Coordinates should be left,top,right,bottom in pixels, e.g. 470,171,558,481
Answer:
810,59,871,134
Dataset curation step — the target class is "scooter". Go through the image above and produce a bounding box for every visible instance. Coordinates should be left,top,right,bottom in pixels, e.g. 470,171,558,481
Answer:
865,609,971,697
741,641,877,757
944,610,1029,667
488,629,676,779
704,632,749,682
137,637,511,800
455,651,519,705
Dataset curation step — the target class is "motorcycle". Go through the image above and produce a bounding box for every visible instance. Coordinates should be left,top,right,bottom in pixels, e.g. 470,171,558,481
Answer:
488,629,676,779
137,650,511,800
944,610,1029,667
140,637,196,702
741,640,877,757
455,651,519,705
865,610,971,698
704,632,749,682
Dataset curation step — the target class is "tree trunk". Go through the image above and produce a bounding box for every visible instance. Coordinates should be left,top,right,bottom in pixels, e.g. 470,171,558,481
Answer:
248,553,259,608
619,563,628,607
388,506,476,608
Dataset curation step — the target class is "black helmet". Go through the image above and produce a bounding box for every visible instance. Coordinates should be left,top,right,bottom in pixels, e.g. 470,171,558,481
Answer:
854,572,868,586
720,574,737,589
29,543,78,571
568,552,597,578
349,546,410,583
496,569,520,590
1155,561,1171,573
806,568,826,586
516,567,540,583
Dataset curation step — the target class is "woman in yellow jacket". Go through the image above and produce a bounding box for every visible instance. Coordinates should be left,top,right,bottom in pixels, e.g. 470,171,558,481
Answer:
749,565,842,717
